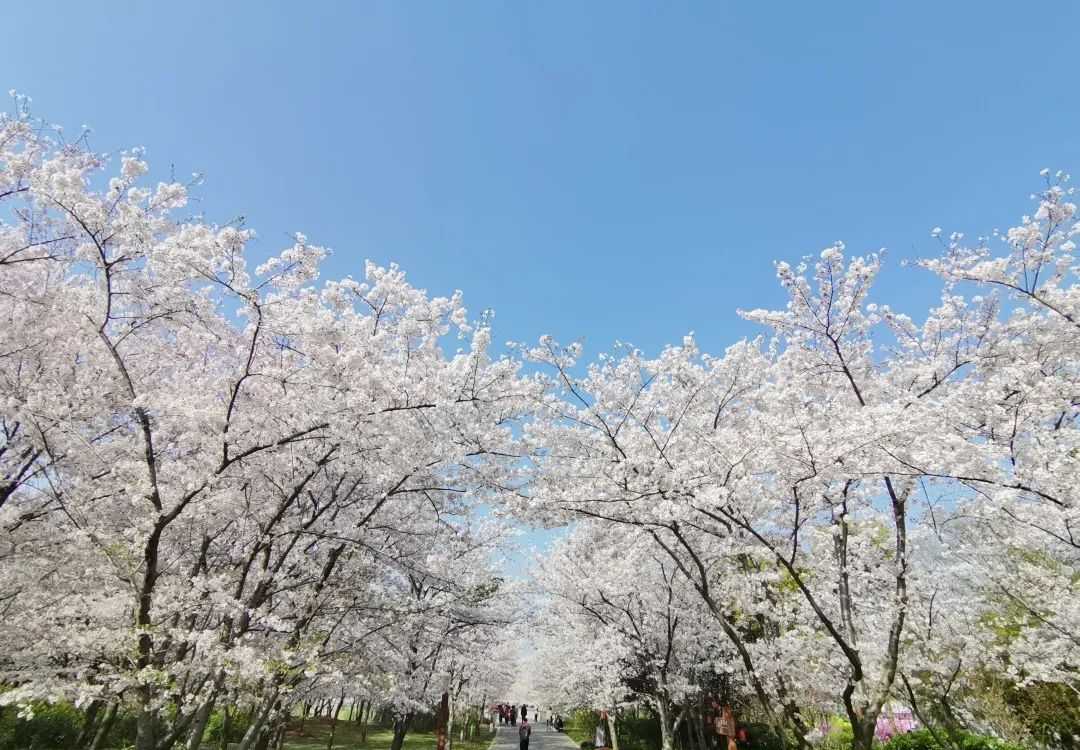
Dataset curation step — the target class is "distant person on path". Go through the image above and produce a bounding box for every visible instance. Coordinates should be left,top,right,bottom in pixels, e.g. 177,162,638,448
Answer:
521,704,528,722
519,719,532,750
511,704,518,726
554,714,564,732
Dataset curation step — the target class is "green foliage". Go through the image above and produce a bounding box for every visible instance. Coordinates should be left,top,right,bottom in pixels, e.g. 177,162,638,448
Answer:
0,702,83,750
819,719,853,750
880,729,1026,750
562,709,601,747
466,577,503,604
204,708,252,744
741,722,786,750
1003,681,1080,749
775,567,803,594
560,709,659,750
105,711,139,748
948,673,1080,748
617,716,662,750
409,712,438,733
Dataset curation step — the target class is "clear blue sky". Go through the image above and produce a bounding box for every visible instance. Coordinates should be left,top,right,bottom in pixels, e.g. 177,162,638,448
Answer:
6,2,1079,357
8,2,1079,573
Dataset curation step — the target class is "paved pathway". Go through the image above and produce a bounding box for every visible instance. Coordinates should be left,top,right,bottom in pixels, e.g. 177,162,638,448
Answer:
491,723,578,750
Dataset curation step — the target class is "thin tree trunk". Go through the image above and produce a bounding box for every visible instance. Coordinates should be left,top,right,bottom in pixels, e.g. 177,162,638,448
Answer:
693,707,709,750
326,693,346,750
657,701,672,750
220,706,232,750
89,702,119,750
76,700,104,750
255,712,285,750
186,675,226,750
185,696,217,750
241,705,255,732
236,690,279,750
607,712,620,750
361,702,372,743
681,704,697,750
446,695,455,750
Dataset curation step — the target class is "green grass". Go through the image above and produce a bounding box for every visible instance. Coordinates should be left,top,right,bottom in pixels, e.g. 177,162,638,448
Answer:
559,713,594,748
280,719,496,750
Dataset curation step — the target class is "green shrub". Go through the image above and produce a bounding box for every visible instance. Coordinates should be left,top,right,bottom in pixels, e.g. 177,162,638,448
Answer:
617,715,662,750
411,712,439,732
204,708,252,744
562,709,601,747
881,728,1027,750
820,718,853,750
740,722,786,750
0,701,83,750
1006,681,1080,749
99,709,139,748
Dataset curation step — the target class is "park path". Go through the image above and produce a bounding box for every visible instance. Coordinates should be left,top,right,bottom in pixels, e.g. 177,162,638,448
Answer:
490,723,578,750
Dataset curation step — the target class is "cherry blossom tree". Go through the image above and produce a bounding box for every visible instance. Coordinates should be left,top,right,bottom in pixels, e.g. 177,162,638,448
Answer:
3,96,1077,750
533,521,728,750
918,175,1079,694
0,102,531,750
518,177,1079,749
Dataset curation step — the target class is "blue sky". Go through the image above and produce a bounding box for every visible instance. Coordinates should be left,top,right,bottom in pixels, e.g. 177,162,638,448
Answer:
8,2,1080,361
8,1,1079,569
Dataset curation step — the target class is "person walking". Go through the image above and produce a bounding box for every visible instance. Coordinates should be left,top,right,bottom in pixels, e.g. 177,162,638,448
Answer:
519,719,532,750
521,704,528,723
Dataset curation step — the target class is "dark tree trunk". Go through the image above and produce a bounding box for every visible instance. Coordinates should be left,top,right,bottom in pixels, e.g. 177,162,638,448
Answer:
76,700,104,749
361,702,371,743
327,694,346,750
436,693,449,750
390,714,413,750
